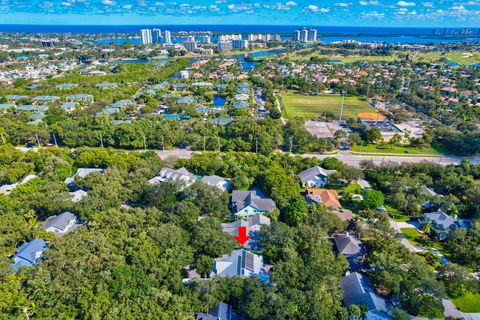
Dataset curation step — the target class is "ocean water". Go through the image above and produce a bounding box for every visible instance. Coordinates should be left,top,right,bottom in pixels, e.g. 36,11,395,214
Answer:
1,24,479,36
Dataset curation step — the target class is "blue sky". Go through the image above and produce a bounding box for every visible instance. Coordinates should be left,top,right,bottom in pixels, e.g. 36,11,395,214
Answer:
1,0,479,27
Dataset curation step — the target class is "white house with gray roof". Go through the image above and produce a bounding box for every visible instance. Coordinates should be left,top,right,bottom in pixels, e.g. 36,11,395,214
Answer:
43,211,82,236
421,210,462,239
148,167,197,188
201,175,231,192
222,213,271,250
69,189,88,203
297,166,337,188
341,272,390,320
211,249,266,278
231,190,277,218
64,168,105,186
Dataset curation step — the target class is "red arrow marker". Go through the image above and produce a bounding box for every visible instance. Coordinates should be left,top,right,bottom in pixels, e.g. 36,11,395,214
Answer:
234,226,250,246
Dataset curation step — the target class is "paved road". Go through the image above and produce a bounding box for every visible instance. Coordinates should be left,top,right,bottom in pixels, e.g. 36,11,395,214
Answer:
155,149,477,167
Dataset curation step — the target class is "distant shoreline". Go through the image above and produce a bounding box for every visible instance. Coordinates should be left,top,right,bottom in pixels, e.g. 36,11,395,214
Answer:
1,24,479,37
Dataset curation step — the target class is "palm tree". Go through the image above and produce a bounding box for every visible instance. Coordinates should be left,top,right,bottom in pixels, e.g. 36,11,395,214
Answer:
420,220,432,235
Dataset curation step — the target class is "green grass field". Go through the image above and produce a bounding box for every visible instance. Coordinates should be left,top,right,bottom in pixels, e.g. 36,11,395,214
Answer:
284,49,480,66
415,51,480,65
352,144,444,155
400,228,423,247
282,94,376,119
452,292,480,313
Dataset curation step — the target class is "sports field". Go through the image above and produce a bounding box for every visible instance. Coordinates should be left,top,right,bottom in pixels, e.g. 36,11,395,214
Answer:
282,94,379,119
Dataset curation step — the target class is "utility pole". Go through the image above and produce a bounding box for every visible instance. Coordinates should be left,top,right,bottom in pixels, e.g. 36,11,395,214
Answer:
289,136,293,153
0,132,5,144
255,137,258,153
52,133,58,148
161,134,165,151
339,91,345,122
143,134,147,151
203,136,206,152
99,134,104,148
217,136,221,151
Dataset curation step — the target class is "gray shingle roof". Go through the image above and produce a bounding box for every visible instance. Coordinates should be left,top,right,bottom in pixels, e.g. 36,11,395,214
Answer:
297,166,337,184
212,249,264,277
334,234,362,255
232,190,276,212
341,272,389,312
149,167,197,185
222,213,271,235
43,211,79,233
67,94,93,101
64,168,104,185
201,175,231,189
424,210,458,230
212,117,233,126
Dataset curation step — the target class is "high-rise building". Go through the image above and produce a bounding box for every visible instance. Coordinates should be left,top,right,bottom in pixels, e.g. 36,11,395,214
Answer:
248,34,281,41
308,29,317,42
300,29,308,42
219,34,242,41
187,35,195,42
183,41,197,52
203,35,211,43
293,29,301,41
232,39,249,49
217,41,233,52
152,29,162,44
140,29,152,45
293,28,317,42
164,30,172,44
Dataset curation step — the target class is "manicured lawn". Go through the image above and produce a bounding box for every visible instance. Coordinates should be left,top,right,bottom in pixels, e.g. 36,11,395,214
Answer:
415,51,480,65
385,205,410,222
285,51,397,63
282,94,376,119
452,292,480,313
284,49,480,66
400,228,423,247
352,144,444,155
342,183,362,194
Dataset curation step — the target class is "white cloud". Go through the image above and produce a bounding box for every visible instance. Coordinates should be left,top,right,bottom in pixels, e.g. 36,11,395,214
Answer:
360,0,379,5
305,4,330,12
397,1,416,6
362,10,385,18
286,1,298,6
422,2,434,7
102,0,115,5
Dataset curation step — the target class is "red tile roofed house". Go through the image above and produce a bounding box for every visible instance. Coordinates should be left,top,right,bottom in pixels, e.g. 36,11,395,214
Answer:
305,188,342,209
356,70,368,77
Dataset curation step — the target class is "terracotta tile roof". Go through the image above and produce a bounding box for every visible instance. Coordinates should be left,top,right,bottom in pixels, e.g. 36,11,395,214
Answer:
305,188,342,208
